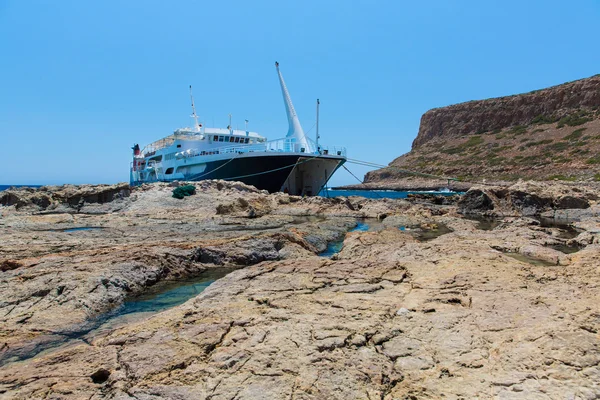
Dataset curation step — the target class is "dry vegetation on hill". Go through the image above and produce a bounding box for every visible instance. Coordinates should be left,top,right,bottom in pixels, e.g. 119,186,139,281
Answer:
366,75,600,186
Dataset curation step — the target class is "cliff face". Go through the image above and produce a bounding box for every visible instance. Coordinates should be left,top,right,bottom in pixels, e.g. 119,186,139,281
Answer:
365,75,600,186
413,75,600,148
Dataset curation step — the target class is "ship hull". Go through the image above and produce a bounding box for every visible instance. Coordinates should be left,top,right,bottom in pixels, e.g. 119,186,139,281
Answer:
131,153,345,195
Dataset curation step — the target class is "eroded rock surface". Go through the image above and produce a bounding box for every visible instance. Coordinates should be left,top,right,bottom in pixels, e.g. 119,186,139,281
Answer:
458,180,596,216
1,181,599,399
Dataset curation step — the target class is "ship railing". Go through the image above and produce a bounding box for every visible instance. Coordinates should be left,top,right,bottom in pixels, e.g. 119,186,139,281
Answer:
213,137,347,157
302,137,347,157
132,139,347,174
140,136,177,156
319,145,347,157
166,140,346,160
209,137,298,154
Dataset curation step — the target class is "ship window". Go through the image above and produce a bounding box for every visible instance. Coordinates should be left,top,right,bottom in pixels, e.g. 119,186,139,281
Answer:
213,135,218,141
177,144,181,148
245,138,249,144
165,167,174,175
228,136,233,142
234,137,240,143
218,136,224,142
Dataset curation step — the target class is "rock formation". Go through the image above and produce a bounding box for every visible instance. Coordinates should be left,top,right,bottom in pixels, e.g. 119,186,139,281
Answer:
0,181,599,399
364,74,600,187
0,183,131,211
458,180,598,216
413,75,600,148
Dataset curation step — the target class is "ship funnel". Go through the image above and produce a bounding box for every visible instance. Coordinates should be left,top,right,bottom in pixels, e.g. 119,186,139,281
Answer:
275,62,312,153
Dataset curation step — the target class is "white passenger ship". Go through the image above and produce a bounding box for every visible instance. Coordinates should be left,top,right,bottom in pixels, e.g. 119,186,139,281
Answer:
130,62,346,196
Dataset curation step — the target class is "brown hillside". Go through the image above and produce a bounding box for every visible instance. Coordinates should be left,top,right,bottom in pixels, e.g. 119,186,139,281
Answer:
366,75,600,186
413,74,600,148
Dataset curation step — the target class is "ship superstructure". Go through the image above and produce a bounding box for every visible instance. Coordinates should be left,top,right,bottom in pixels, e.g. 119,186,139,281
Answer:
130,63,346,195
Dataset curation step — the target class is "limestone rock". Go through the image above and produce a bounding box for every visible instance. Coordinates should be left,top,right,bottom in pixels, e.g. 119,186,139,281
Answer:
1,181,599,399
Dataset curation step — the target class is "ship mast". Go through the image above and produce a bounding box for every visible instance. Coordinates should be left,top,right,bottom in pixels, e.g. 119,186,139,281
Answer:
275,62,311,152
316,98,320,152
189,85,201,133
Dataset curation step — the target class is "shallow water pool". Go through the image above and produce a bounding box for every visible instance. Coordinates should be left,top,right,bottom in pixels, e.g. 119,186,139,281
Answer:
1,268,234,366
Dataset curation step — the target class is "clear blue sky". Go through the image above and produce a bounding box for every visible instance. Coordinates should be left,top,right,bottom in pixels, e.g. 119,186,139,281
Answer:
1,0,599,186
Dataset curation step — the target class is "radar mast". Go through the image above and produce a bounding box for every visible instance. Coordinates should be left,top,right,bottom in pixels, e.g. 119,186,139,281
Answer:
189,85,202,134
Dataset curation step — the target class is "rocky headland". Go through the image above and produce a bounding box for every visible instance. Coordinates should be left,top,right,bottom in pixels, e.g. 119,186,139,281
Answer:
0,181,599,399
361,74,600,190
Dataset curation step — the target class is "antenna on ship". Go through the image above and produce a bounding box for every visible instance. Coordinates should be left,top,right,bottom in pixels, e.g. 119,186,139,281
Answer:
228,114,232,134
189,85,202,134
316,99,320,153
245,119,249,135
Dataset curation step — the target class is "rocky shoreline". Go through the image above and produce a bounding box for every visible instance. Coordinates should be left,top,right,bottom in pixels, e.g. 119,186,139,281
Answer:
1,181,599,399
333,177,473,192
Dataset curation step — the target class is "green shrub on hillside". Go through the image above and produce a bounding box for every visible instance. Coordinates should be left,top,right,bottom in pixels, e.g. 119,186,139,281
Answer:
508,125,528,135
498,174,523,181
172,185,196,199
517,155,541,164
552,154,572,161
525,139,553,148
531,114,558,125
564,128,587,141
465,136,484,147
464,156,483,165
487,156,506,166
547,174,577,181
544,141,570,152
586,156,600,165
441,136,484,155
488,145,514,155
440,147,464,155
557,111,592,128
571,148,590,155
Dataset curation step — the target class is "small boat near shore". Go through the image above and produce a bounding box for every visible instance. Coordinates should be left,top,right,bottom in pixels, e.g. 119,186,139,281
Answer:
130,63,346,196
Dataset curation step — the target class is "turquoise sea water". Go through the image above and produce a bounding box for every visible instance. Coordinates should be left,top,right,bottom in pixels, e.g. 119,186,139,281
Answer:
2,185,461,199
319,188,461,199
117,269,230,315
62,227,103,232
0,185,42,191
0,268,233,366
